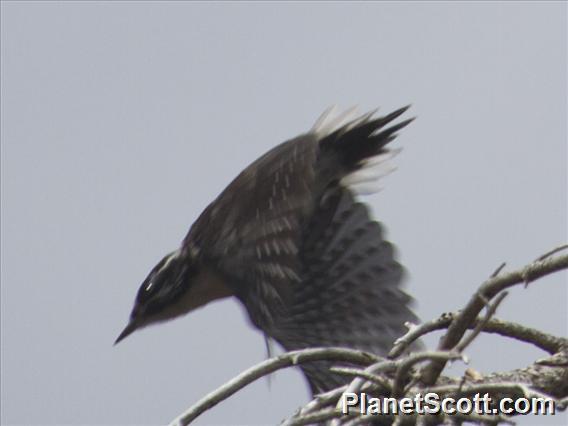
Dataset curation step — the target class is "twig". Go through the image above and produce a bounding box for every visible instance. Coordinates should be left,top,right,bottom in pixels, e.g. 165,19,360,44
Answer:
449,411,514,426
420,252,568,386
535,244,568,262
281,406,344,425
329,366,391,391
290,385,347,418
339,358,398,399
389,314,566,358
427,381,560,400
454,291,508,353
392,351,464,398
171,248,568,425
490,262,507,278
170,347,378,425
340,414,385,426
329,359,399,426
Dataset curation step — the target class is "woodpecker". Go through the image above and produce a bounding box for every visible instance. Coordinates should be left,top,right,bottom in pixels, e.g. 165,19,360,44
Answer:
116,106,421,394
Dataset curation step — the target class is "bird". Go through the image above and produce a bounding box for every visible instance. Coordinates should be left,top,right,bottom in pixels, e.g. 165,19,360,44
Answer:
115,105,421,395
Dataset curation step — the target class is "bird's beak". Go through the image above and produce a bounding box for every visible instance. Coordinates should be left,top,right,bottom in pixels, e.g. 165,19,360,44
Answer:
114,320,138,345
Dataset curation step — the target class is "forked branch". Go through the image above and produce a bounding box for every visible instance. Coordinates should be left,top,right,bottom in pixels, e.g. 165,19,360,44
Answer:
170,248,568,426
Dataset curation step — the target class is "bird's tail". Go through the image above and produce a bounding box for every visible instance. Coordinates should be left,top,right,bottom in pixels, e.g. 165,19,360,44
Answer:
314,106,414,195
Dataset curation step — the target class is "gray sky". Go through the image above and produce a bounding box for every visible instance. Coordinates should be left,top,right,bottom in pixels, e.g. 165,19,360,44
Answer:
1,2,566,425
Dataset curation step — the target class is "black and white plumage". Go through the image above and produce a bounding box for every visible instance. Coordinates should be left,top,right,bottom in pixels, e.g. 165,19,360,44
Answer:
116,105,421,395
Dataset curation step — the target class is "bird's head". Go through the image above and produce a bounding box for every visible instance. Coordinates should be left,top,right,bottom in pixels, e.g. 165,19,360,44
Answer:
115,250,191,344
115,248,231,345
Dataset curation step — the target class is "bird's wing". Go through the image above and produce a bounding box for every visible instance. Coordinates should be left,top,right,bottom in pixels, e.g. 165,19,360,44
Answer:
266,188,422,393
184,135,321,323
185,107,416,340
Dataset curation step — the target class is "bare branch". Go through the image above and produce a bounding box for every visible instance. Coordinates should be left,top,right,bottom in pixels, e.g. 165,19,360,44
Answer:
535,244,568,262
282,407,344,425
289,386,348,419
330,366,391,391
392,351,464,398
420,252,568,386
338,357,399,404
490,262,507,278
171,247,568,425
170,347,378,425
389,314,566,358
454,291,508,353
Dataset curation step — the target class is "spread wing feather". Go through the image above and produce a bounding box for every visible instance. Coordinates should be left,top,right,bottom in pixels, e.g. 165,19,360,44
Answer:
185,107,420,393
268,189,421,393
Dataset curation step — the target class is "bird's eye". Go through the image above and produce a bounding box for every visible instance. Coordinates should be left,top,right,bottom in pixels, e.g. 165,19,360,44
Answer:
137,279,157,304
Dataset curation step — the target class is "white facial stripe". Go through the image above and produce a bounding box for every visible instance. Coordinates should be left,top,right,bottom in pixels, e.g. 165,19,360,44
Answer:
144,249,182,293
157,249,181,275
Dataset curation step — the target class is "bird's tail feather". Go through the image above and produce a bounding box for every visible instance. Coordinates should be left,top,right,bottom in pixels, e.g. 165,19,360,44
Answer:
315,106,414,195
